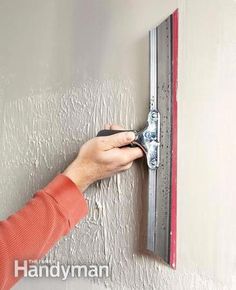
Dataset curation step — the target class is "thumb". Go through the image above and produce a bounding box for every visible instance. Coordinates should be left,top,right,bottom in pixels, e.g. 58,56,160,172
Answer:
104,131,135,149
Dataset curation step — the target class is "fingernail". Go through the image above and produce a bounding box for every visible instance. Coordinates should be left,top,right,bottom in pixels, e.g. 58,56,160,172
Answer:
139,148,144,157
126,131,135,142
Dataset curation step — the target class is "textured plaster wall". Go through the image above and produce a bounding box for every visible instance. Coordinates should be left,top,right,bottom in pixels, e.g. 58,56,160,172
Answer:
0,0,235,289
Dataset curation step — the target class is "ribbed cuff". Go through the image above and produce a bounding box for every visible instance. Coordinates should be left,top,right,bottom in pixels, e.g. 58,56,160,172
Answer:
43,174,88,229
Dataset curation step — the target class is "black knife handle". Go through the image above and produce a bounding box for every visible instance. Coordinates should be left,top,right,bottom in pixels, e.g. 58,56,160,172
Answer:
96,129,134,137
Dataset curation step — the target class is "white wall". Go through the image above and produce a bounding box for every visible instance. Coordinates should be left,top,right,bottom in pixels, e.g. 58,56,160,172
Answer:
0,0,235,289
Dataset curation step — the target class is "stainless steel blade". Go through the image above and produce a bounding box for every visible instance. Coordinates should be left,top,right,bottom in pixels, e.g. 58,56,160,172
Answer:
146,12,177,266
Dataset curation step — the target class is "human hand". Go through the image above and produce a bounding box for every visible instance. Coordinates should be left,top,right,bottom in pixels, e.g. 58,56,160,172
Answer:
63,124,143,192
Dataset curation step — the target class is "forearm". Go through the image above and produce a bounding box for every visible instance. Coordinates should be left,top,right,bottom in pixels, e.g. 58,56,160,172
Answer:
0,174,88,289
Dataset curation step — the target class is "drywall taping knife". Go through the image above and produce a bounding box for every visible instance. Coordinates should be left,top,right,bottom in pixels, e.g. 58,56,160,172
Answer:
97,10,178,268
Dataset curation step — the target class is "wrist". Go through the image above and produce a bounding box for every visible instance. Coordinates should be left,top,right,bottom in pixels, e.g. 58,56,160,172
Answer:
63,163,91,192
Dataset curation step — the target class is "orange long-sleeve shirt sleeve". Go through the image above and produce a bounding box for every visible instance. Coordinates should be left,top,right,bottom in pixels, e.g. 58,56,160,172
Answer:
0,174,88,290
